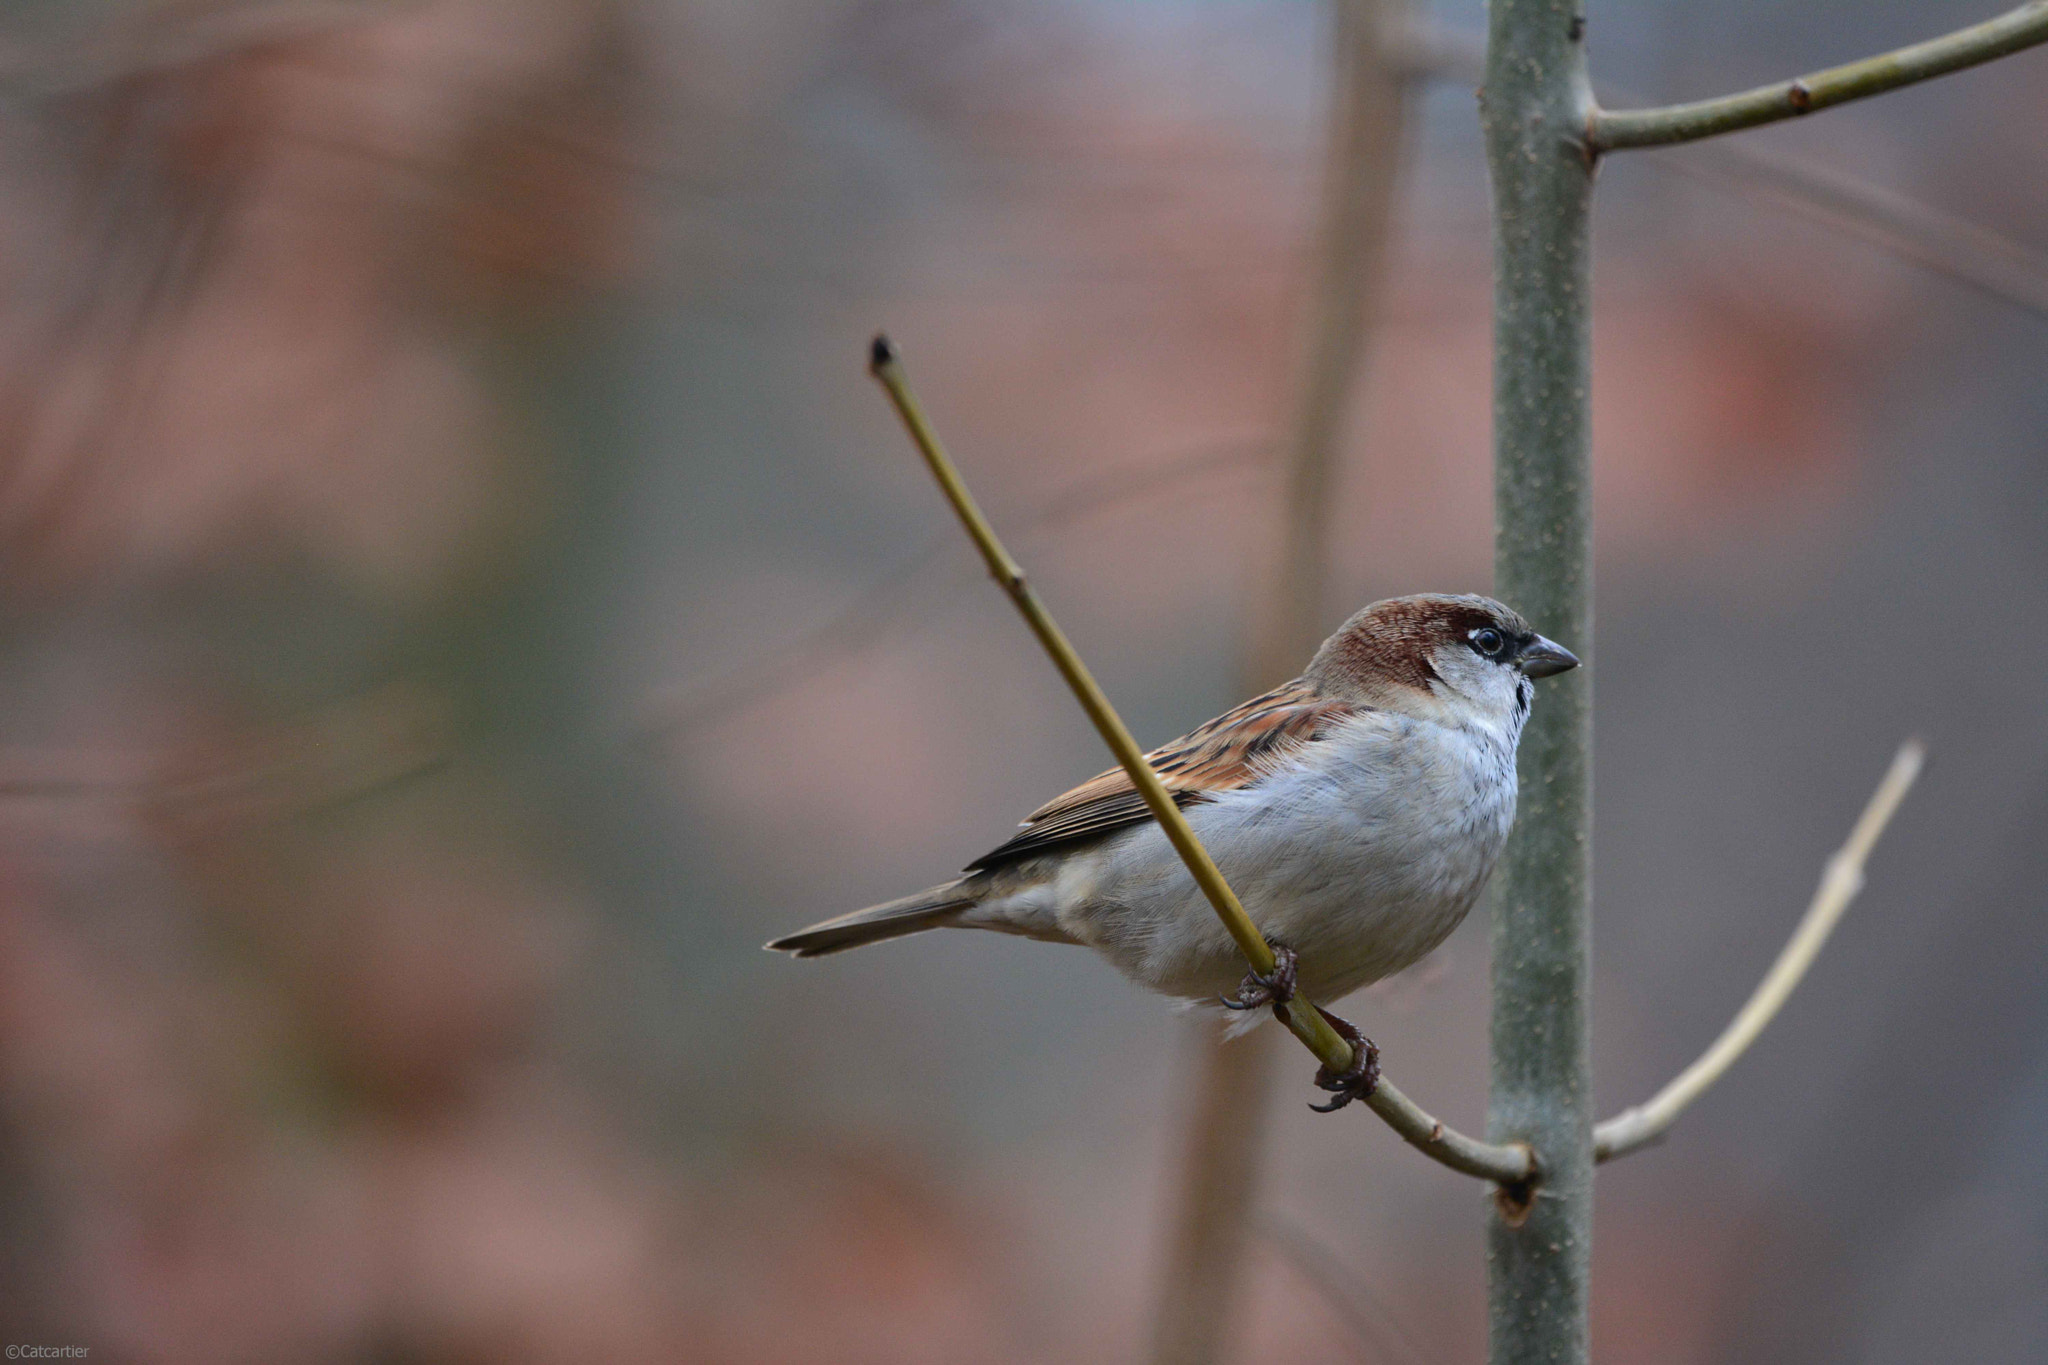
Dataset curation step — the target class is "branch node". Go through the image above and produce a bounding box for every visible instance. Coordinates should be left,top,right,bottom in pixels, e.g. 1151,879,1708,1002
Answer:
1493,1178,1537,1228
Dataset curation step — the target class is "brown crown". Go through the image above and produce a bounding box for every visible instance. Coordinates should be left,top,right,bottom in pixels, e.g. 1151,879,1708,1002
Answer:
1304,593,1533,698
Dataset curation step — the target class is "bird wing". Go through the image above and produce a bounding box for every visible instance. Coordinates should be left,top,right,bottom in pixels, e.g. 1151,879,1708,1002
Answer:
964,678,1355,872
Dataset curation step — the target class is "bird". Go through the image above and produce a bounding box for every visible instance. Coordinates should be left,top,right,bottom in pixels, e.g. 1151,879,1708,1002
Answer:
766,593,1578,1108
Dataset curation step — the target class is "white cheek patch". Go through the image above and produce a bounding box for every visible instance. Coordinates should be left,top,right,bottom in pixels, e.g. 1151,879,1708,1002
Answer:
1423,646,1530,744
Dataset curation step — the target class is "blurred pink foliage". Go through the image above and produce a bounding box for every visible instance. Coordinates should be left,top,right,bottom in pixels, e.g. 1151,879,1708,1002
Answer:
0,0,633,601
0,3,1047,1360
0,1,1963,1362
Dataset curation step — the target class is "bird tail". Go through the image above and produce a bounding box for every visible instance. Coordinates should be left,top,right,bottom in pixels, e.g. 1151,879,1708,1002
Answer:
764,882,976,958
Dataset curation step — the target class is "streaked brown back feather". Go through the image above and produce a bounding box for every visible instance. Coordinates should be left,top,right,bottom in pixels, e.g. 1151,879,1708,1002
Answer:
965,678,1355,871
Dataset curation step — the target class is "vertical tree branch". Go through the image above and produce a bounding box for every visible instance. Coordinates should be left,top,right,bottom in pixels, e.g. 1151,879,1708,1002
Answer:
1479,3,1595,1364
1149,1022,1281,1365
1151,4,1414,1361
1255,0,1416,678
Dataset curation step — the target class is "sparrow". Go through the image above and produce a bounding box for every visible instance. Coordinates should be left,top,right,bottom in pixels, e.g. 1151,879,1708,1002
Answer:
767,593,1578,1107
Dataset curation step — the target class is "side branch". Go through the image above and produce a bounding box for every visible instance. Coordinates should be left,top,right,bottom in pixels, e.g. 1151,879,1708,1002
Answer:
867,335,1531,1187
1594,739,1925,1162
1395,20,2048,322
1366,1078,1533,1184
1591,3,2048,152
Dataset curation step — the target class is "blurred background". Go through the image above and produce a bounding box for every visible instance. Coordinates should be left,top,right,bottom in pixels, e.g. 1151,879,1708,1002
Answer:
0,0,2041,1360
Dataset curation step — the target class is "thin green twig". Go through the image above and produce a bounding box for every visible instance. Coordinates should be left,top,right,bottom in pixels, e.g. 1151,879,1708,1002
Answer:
1594,739,1925,1162
1592,2,2048,151
1400,20,2048,321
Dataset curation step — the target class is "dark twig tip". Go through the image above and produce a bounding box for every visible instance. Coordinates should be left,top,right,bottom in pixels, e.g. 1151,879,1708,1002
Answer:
1307,1012,1381,1112
869,333,899,372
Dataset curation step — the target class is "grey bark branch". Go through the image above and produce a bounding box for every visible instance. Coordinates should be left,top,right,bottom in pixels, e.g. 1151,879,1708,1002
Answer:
1402,20,2048,324
1591,2,2048,151
1481,2,1596,1362
1594,741,1925,1163
1259,1212,1433,1365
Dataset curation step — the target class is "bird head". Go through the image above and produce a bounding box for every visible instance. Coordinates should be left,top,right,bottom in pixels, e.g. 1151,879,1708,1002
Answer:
1304,593,1579,730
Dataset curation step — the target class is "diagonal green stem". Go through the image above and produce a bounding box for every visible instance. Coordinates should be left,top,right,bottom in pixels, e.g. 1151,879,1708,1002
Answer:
870,337,1298,1011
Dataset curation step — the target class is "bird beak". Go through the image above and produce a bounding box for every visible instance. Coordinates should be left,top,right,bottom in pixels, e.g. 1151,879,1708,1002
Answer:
1516,635,1580,678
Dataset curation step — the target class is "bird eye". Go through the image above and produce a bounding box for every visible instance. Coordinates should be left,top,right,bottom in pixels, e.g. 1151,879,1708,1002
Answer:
1471,627,1507,658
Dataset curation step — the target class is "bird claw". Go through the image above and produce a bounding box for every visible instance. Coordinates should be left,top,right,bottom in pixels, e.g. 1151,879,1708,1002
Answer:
1308,1010,1381,1113
1219,941,1298,1011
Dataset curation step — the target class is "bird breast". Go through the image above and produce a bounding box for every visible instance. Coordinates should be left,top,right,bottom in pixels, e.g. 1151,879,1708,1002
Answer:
1058,709,1520,1003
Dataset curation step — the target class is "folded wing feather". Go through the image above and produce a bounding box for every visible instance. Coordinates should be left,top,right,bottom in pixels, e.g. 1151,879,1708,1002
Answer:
965,678,1355,872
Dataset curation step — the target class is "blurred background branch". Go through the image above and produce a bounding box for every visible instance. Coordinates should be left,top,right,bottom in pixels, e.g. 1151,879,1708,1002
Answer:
1151,3,1415,1362
1258,1211,1430,1365
1651,140,2048,320
636,437,1271,740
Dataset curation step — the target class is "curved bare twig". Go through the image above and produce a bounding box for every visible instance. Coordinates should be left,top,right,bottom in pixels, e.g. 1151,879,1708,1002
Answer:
1591,4,2048,151
1594,739,1925,1162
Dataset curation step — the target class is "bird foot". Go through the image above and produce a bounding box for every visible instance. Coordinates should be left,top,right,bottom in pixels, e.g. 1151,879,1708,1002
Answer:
1219,941,1298,1012
1308,1009,1381,1113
